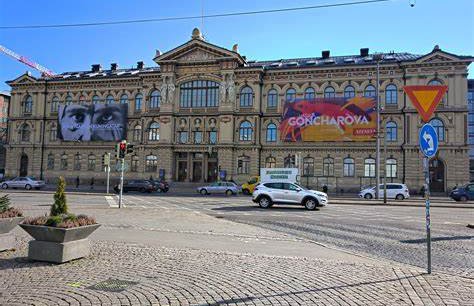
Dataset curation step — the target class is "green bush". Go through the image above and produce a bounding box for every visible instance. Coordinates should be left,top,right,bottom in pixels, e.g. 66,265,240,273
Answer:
50,176,68,216
0,194,11,213
45,215,62,227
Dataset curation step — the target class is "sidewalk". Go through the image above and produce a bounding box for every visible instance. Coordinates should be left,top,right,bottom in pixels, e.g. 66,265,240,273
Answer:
1,204,473,305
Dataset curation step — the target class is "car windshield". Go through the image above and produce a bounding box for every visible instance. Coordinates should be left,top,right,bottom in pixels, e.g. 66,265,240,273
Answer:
293,183,307,190
26,176,37,181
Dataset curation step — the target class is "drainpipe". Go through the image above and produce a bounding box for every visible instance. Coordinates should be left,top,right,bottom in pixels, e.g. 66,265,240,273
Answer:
258,72,263,174
39,79,47,180
401,63,407,184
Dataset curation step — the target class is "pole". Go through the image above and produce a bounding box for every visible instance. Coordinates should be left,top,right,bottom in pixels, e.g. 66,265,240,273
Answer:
383,126,387,204
423,157,432,274
375,55,381,199
106,153,110,194
118,158,124,208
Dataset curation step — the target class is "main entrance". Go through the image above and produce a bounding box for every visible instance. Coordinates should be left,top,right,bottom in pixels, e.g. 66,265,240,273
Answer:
174,151,218,182
429,158,445,192
19,154,28,177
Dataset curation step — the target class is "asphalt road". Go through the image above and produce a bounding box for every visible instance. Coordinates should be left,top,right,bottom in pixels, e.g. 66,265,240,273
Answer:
5,191,473,278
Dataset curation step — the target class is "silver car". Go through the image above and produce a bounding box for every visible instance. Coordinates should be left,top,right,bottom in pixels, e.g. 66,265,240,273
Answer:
197,181,241,196
1,176,46,190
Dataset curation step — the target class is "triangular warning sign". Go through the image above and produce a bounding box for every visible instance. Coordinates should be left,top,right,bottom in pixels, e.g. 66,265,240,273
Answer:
403,85,448,122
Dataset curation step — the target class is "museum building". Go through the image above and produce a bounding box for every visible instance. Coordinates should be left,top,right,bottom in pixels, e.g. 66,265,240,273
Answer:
4,28,473,192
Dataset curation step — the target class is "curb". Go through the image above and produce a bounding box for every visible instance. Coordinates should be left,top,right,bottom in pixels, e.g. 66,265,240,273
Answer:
328,201,473,209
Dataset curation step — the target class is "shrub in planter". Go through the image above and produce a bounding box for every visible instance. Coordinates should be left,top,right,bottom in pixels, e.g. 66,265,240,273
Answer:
0,194,25,251
20,177,100,263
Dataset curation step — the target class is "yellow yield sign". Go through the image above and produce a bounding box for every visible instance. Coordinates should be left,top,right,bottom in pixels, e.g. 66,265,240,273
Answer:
403,85,448,122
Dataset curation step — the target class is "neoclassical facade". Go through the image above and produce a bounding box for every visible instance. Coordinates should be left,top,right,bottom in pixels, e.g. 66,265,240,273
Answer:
5,29,473,192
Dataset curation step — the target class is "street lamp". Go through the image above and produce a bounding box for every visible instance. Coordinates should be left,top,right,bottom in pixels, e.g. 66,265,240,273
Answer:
374,53,384,200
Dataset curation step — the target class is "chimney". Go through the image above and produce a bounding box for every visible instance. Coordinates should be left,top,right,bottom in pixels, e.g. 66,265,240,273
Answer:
111,63,118,71
137,61,144,69
91,64,101,72
232,44,239,53
322,50,330,59
360,48,369,57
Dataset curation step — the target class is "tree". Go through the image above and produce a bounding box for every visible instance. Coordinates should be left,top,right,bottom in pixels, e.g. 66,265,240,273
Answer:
50,176,68,216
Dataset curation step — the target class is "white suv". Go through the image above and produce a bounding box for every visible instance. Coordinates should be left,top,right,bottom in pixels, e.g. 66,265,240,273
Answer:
359,183,410,200
252,182,328,210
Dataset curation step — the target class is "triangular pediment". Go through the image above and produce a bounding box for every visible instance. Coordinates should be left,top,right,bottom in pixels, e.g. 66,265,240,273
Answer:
154,39,246,65
416,47,462,63
6,72,37,85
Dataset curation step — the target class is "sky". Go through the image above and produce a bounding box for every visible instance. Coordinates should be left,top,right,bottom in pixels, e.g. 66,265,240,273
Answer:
0,0,473,92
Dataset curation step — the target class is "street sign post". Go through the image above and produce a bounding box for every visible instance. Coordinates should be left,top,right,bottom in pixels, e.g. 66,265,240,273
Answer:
419,123,438,274
104,153,111,194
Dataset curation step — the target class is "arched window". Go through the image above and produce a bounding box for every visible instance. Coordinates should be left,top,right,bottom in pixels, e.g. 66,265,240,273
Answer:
237,155,250,174
50,125,57,142
304,87,315,100
324,86,335,98
323,157,334,176
47,153,54,170
429,118,445,142
74,153,81,171
386,158,397,179
92,95,100,104
23,95,33,113
385,84,397,105
284,155,296,168
303,157,314,176
239,121,253,141
240,86,253,107
150,90,161,109
344,85,355,98
265,156,276,168
135,94,143,111
266,123,277,142
106,95,115,104
20,124,31,142
386,121,397,142
120,94,128,104
88,154,96,171
180,80,220,108
131,155,139,172
286,88,296,102
60,154,68,170
148,122,160,141
65,95,73,105
145,155,158,172
343,157,355,177
428,79,446,105
51,96,60,113
364,85,376,97
133,125,142,142
364,158,376,177
267,89,278,108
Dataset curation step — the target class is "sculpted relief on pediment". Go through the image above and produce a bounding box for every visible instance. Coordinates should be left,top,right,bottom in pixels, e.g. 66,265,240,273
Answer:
176,49,219,62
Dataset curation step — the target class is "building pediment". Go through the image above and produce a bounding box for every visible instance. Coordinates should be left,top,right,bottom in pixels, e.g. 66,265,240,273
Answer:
416,46,470,64
6,72,38,85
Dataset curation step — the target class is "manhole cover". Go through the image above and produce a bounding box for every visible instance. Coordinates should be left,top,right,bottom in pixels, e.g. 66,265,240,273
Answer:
87,279,138,292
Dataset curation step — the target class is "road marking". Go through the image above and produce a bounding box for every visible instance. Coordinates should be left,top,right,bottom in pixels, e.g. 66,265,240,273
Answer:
105,195,118,208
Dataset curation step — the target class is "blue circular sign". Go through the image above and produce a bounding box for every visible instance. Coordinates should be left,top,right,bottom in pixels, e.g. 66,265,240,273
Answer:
419,124,438,158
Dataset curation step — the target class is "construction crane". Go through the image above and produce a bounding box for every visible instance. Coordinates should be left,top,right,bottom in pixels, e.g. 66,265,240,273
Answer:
0,44,56,77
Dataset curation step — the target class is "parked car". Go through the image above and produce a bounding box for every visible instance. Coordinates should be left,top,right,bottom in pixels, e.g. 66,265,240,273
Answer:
252,182,328,210
359,183,410,200
151,180,169,193
1,176,46,190
197,181,240,195
241,176,260,195
449,184,474,201
113,180,157,193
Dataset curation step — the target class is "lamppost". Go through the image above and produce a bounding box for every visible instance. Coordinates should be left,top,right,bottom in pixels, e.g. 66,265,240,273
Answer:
374,53,384,200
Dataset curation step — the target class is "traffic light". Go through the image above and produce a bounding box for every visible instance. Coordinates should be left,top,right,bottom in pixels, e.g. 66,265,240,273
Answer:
117,140,127,159
126,144,134,155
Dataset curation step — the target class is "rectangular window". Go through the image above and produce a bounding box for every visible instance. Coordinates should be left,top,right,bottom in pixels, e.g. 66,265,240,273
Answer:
50,129,57,142
365,163,375,177
88,158,95,171
209,131,217,144
194,131,202,144
237,158,250,174
131,158,138,172
178,131,188,144
343,163,354,177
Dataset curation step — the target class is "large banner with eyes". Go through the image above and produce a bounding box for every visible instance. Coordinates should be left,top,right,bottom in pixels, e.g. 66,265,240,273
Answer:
280,97,376,142
57,104,128,141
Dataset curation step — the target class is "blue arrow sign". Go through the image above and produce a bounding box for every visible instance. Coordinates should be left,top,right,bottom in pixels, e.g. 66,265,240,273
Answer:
419,124,438,158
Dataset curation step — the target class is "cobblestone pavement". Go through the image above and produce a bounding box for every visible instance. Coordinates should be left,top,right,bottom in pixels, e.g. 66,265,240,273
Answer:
1,240,473,306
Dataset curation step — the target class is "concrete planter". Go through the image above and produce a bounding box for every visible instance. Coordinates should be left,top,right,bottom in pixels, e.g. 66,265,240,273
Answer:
0,217,24,251
19,223,100,263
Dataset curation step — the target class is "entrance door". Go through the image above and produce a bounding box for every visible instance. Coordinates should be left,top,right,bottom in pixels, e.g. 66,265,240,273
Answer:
193,162,202,182
429,158,445,192
207,161,218,182
177,161,187,182
19,154,28,177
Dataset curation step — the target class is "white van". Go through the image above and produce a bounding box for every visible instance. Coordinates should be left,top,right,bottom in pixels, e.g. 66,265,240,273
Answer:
260,168,299,184
359,183,410,200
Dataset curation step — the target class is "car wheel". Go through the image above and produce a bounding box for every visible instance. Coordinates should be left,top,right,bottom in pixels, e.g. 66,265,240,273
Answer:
139,187,146,193
460,195,468,202
25,184,32,190
242,189,250,195
1,183,8,189
304,198,318,210
395,194,405,200
258,196,272,208
225,190,233,196
364,193,373,200
200,189,208,195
